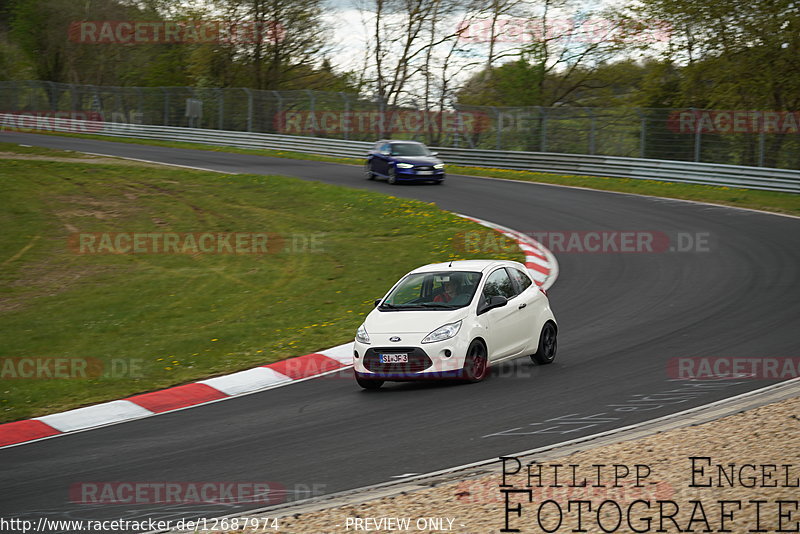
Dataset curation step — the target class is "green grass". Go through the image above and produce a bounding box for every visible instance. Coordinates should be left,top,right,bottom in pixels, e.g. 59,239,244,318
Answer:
15,130,800,216
0,145,521,422
0,141,96,158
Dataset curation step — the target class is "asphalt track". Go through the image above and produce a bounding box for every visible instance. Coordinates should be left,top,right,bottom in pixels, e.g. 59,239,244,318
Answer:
1,132,798,532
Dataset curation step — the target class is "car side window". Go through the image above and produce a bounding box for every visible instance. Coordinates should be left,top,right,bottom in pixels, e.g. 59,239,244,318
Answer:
482,268,515,302
507,268,533,295
380,143,390,154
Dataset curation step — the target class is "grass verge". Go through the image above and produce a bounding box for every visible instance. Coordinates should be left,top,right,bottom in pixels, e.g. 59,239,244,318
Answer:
0,143,521,422
13,130,800,216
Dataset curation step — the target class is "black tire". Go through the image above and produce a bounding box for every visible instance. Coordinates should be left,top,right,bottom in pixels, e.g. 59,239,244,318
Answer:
365,162,375,180
462,340,489,382
356,373,384,390
531,322,557,364
387,167,398,184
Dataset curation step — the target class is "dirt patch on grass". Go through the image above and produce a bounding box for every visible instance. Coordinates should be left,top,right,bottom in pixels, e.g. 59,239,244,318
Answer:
0,151,161,167
0,258,121,312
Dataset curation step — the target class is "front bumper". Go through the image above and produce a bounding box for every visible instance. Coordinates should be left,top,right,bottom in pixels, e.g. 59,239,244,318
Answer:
353,333,468,380
396,167,445,181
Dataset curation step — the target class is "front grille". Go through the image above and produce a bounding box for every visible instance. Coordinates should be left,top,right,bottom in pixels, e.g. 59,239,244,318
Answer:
415,166,433,171
364,347,432,373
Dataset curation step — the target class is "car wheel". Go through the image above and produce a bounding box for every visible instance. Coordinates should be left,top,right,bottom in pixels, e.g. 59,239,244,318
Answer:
355,372,384,390
365,162,375,180
462,340,489,382
531,322,557,364
387,167,397,185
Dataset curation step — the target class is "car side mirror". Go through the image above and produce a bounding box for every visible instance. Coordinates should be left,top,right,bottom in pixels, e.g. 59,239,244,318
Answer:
477,295,507,315
374,299,382,307
381,150,390,156
430,152,438,156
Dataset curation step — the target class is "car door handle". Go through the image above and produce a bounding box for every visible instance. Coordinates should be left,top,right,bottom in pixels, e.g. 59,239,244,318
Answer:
518,303,526,309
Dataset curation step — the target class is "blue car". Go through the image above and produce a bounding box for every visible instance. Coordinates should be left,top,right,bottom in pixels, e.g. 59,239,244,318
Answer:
365,140,445,184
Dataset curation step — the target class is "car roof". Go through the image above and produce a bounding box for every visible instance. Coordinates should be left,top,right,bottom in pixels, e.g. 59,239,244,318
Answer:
375,139,426,145
409,259,524,274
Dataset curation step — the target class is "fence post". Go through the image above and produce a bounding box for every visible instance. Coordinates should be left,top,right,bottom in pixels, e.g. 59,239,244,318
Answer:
588,107,596,155
340,92,349,140
272,90,283,134
693,107,701,162
758,130,765,167
307,90,316,136
162,88,169,126
9,80,18,110
45,80,57,111
539,106,547,152
244,88,253,132
217,88,224,130
454,111,462,148
114,89,122,123
493,107,501,150
135,87,143,125
639,110,647,159
377,93,386,138
71,84,79,112
90,85,101,117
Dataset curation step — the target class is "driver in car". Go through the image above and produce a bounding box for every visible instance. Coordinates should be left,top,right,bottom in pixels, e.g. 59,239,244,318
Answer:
434,280,460,303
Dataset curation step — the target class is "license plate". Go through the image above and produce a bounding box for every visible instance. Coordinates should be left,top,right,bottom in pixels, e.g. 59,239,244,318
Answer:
417,170,433,175
380,353,409,363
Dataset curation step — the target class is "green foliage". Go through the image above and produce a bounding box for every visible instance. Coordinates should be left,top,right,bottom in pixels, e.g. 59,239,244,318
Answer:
631,0,799,110
458,59,545,107
456,0,798,115
0,34,35,80
2,0,356,90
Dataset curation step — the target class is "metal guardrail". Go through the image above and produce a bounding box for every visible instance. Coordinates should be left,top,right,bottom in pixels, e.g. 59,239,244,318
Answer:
1,115,798,193
434,147,800,193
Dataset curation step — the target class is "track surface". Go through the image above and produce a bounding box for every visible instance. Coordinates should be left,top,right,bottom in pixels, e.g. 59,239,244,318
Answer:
2,132,798,531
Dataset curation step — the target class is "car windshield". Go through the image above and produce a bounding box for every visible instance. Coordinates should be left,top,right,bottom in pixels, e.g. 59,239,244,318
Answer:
380,271,481,310
391,143,430,156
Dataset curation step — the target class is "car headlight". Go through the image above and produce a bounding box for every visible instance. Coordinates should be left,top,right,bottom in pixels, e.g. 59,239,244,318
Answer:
396,163,414,169
356,324,370,344
421,320,462,344
434,164,444,169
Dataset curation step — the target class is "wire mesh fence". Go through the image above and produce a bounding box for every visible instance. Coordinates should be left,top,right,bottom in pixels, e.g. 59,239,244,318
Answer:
1,80,798,169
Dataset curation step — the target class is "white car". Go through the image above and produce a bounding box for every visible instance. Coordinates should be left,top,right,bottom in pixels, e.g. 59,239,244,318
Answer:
353,260,557,389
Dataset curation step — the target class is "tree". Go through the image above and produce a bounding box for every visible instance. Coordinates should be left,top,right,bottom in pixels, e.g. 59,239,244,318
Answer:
455,0,652,108
630,0,800,166
630,0,799,110
207,0,333,90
